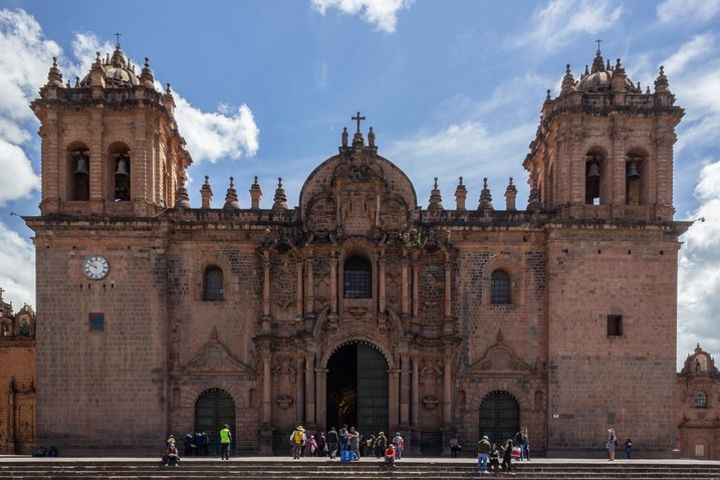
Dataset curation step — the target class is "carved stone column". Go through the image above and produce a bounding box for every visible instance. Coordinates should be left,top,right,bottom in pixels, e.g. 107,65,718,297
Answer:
305,254,314,317
443,348,452,428
412,257,420,319
444,254,452,318
378,249,386,315
296,260,304,319
259,344,275,454
315,368,327,431
262,251,271,333
296,357,304,424
329,250,338,315
305,353,316,427
400,352,410,426
401,254,409,315
388,368,400,433
410,354,421,453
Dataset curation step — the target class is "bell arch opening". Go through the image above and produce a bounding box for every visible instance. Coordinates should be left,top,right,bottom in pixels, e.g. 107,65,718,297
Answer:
194,388,236,455
326,341,388,436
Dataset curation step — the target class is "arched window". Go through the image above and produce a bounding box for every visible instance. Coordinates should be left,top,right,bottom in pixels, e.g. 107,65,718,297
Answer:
68,144,90,201
344,255,372,298
585,152,604,205
203,266,224,301
694,391,708,408
109,143,131,201
490,269,511,305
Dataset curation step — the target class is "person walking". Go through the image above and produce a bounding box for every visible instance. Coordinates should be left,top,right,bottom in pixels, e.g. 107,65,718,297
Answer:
375,432,388,457
290,426,306,460
326,427,339,459
349,426,360,460
606,428,617,462
624,438,633,459
339,424,349,453
219,424,232,461
501,439,514,471
393,432,404,460
476,435,491,474
317,433,327,457
521,427,530,461
449,434,461,458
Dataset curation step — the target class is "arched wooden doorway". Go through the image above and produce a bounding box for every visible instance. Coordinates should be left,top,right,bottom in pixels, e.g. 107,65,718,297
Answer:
195,388,236,455
326,342,388,436
479,390,520,446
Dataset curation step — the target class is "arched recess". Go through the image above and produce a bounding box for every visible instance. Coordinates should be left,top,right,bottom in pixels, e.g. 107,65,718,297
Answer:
625,147,651,206
66,141,90,201
478,390,520,446
203,265,224,301
584,146,609,205
194,388,236,454
107,142,131,201
338,238,377,309
195,254,235,302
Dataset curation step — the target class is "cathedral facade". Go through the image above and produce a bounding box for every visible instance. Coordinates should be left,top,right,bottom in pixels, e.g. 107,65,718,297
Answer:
25,44,694,456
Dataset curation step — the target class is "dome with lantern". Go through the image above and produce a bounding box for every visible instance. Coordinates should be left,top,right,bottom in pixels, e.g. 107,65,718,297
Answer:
574,49,640,93
79,42,146,88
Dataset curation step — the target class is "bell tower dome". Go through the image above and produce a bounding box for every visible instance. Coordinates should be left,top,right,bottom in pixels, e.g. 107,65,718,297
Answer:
31,41,191,217
523,47,684,221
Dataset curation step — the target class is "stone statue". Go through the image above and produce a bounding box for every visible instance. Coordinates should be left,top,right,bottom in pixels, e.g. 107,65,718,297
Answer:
368,127,376,147
341,127,348,147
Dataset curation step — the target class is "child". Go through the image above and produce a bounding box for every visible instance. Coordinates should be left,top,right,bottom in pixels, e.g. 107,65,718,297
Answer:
384,443,397,469
489,443,500,472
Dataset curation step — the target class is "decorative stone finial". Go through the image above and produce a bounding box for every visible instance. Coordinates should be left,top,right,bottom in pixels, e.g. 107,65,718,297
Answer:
561,64,575,95
654,65,669,93
545,89,552,101
504,177,517,211
165,83,172,94
140,57,155,88
454,176,467,211
250,175,262,210
46,56,63,87
527,181,542,212
174,180,190,209
224,176,240,209
428,177,444,212
200,175,213,209
211,325,219,341
478,177,493,212
272,177,288,211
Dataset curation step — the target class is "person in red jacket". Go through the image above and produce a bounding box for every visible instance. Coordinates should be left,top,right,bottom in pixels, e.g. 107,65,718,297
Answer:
384,444,397,469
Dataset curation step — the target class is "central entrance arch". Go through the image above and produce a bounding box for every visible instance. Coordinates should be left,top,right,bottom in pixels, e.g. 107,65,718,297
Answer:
195,388,236,455
479,390,520,446
326,342,388,435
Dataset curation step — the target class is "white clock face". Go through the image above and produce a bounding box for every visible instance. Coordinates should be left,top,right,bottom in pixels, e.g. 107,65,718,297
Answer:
83,255,110,280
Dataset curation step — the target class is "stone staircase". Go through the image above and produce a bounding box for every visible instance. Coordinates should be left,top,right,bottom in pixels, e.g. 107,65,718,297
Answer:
1,459,720,479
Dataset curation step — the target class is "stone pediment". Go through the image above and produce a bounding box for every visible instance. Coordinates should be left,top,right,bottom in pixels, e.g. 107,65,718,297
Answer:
469,330,532,374
180,328,255,377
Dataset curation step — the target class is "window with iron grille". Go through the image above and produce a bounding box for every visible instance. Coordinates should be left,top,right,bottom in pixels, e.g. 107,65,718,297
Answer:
607,315,623,336
694,391,708,408
344,256,371,299
203,266,224,301
89,313,104,332
490,270,511,305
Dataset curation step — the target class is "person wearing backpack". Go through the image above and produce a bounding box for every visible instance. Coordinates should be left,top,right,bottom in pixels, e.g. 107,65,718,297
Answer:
326,427,339,459
290,426,306,460
476,435,491,474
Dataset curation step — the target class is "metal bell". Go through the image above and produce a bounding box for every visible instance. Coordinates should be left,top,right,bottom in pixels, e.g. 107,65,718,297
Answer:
73,153,89,176
627,161,640,181
587,161,601,178
114,155,129,177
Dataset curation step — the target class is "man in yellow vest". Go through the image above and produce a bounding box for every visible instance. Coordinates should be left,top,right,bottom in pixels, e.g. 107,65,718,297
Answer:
220,424,232,460
289,426,306,460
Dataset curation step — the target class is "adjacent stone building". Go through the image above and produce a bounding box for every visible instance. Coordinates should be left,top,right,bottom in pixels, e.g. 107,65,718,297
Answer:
0,289,36,454
23,43,706,456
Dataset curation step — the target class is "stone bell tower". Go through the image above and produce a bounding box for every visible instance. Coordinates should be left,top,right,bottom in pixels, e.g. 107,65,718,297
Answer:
524,47,684,221
31,41,191,217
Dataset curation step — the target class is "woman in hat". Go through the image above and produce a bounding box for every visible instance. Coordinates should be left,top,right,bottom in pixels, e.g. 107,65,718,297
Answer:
606,428,617,461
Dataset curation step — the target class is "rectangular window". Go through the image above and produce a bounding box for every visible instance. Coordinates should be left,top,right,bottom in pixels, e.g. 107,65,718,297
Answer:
607,315,623,336
89,313,104,332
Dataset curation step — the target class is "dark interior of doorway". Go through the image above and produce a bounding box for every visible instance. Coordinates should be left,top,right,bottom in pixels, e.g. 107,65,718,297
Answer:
326,343,358,430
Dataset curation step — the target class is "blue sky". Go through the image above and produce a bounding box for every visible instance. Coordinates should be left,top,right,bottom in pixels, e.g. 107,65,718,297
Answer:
0,0,719,368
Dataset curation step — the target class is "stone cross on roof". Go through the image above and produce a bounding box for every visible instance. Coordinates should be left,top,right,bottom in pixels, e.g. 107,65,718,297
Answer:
352,111,366,134
115,32,122,47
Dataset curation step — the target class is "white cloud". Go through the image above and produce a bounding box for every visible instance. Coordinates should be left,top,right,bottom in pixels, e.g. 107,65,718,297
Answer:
512,0,622,52
678,160,720,366
657,0,720,25
174,97,259,163
65,32,260,164
386,121,535,206
0,221,35,310
0,8,57,205
311,0,413,33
